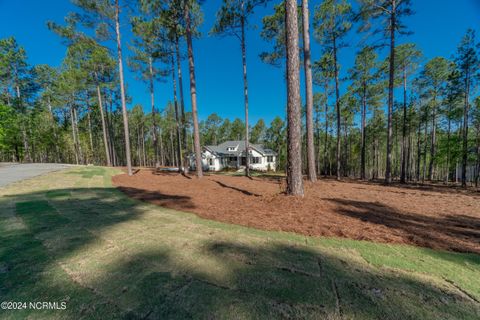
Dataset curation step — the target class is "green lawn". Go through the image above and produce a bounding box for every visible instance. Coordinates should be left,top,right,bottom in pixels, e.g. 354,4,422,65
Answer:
0,167,479,319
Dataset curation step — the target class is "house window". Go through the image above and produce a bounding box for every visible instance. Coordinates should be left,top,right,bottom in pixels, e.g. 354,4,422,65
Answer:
209,158,213,165
227,146,236,151
267,156,274,162
252,157,261,164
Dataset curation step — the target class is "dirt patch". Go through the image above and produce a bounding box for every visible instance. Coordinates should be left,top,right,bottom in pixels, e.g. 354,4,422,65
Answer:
112,170,480,254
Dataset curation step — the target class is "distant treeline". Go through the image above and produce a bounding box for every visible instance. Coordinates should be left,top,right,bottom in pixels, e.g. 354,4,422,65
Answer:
0,0,479,192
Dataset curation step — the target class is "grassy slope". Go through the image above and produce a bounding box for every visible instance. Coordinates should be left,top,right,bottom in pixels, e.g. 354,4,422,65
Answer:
0,166,479,320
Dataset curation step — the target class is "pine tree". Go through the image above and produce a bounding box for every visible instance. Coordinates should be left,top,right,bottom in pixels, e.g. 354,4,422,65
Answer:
0,38,32,162
34,64,61,163
358,0,413,184
314,0,352,180
313,53,335,176
349,46,380,180
184,0,204,178
417,57,450,181
395,43,421,182
259,2,286,67
285,0,304,196
301,0,316,182
250,119,266,144
72,0,134,175
212,0,269,177
455,29,479,187
129,8,167,169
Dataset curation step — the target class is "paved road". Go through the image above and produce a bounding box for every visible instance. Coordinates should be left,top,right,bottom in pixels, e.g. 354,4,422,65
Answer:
0,163,72,187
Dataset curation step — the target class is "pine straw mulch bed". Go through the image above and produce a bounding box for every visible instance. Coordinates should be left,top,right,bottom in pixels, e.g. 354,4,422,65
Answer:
112,169,480,254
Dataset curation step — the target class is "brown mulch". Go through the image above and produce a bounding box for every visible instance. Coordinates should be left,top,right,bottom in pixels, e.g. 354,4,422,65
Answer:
112,169,480,254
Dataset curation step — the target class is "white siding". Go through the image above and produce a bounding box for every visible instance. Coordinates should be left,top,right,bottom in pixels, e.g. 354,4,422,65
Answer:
191,147,276,172
248,149,275,172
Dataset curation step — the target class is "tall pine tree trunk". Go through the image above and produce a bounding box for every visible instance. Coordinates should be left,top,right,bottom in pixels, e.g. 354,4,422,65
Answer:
475,126,480,187
285,0,304,196
416,119,422,181
73,106,84,164
184,1,203,178
21,122,30,162
115,0,133,176
373,137,378,179
333,35,341,180
159,128,165,166
70,105,79,165
142,125,147,166
47,96,60,163
422,120,428,183
406,128,412,181
137,127,141,166
106,91,117,166
86,102,94,164
343,118,348,176
385,1,396,184
445,108,452,183
148,57,160,168
175,32,189,174
400,67,407,183
171,52,183,172
315,109,321,174
302,0,316,182
95,81,111,166
240,12,251,177
140,124,145,166
15,84,31,162
428,93,437,181
361,82,367,180
461,71,470,187
170,129,175,167
324,83,329,177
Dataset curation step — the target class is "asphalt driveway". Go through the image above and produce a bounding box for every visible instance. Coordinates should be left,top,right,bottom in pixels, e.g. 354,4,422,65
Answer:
0,163,71,187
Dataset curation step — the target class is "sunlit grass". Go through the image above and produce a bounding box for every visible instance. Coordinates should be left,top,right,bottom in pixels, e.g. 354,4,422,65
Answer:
0,166,479,319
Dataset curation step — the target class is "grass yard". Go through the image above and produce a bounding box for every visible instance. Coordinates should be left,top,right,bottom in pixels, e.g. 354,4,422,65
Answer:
0,166,479,319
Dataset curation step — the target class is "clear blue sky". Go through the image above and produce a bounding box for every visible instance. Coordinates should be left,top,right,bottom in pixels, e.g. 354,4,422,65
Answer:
0,0,479,125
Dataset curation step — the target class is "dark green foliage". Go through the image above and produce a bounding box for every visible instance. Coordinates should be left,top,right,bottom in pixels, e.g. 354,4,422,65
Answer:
0,1,479,186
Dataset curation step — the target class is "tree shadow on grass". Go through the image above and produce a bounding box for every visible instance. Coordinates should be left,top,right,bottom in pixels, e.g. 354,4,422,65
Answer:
0,187,479,319
0,187,138,319
326,198,480,256
93,240,480,319
116,186,196,210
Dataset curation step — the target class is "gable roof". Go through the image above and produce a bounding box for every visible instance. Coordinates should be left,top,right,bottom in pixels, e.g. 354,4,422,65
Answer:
205,140,276,157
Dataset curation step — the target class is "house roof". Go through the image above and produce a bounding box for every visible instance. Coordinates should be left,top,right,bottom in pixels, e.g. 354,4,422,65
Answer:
205,140,276,157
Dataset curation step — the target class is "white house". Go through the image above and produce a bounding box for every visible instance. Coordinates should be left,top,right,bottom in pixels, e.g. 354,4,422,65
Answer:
190,140,277,172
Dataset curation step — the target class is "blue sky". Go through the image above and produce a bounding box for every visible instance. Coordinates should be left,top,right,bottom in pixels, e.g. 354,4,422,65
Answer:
0,0,479,125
